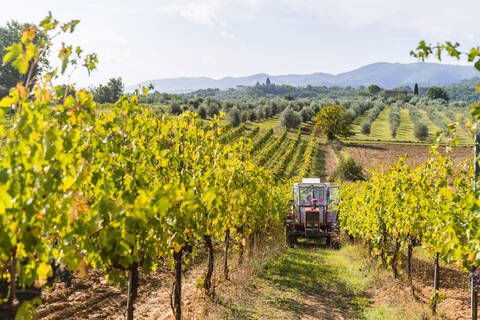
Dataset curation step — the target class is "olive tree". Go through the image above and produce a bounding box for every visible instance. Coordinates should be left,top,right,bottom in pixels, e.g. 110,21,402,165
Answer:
280,107,301,129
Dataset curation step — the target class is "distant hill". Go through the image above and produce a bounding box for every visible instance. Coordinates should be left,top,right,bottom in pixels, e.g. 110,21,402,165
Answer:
127,62,480,94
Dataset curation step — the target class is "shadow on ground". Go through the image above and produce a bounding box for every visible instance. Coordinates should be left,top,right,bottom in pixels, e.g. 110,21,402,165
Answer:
215,245,372,319
343,143,388,151
259,247,369,319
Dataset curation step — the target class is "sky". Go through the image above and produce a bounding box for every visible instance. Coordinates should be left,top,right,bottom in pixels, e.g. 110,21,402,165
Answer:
1,0,479,88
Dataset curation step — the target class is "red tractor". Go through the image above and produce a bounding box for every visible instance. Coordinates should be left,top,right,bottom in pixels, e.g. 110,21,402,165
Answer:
286,178,340,248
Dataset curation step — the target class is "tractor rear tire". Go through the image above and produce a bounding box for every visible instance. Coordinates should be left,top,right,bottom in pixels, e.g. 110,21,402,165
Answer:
326,236,331,246
287,234,295,248
331,240,341,250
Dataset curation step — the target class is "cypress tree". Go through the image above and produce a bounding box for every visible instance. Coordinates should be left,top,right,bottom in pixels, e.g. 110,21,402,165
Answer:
414,83,419,95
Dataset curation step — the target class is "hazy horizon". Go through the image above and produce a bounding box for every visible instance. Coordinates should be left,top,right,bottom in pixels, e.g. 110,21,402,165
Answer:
2,0,478,88
132,61,476,82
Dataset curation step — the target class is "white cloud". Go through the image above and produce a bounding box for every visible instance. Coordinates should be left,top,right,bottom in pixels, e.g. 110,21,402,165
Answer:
221,31,234,38
178,0,221,26
159,0,223,26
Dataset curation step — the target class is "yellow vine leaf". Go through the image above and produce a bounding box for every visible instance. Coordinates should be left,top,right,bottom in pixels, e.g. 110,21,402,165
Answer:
173,242,183,253
21,26,36,43
16,82,27,98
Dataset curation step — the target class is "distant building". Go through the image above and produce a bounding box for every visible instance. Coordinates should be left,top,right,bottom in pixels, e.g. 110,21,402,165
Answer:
385,89,408,99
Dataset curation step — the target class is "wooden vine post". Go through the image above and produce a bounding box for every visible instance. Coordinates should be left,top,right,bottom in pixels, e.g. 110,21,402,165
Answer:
407,237,414,296
433,252,440,314
126,262,139,320
471,266,478,320
203,235,214,296
223,228,230,280
472,133,480,320
173,249,183,320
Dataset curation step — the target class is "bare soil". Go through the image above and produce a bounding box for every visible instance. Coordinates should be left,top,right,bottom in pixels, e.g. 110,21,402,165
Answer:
370,246,473,320
33,235,284,320
33,245,218,320
324,146,338,178
34,264,202,320
344,144,471,176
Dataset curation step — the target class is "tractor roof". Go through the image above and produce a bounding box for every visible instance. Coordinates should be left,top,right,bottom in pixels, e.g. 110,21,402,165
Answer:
293,178,339,188
294,178,325,187
293,182,328,188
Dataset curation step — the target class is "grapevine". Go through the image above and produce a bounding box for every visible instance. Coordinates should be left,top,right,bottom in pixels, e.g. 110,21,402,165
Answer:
256,129,288,166
297,124,319,179
250,128,273,155
0,14,288,320
285,140,306,179
219,122,246,144
273,130,302,180
338,146,480,308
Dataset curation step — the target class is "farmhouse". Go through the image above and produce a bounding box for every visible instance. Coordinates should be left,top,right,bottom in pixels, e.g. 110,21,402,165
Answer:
385,89,408,99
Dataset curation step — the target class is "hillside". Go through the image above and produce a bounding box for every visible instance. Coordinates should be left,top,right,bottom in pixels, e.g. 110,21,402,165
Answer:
127,62,479,93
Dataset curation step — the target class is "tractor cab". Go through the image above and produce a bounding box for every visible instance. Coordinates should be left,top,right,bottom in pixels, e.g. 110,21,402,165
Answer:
286,178,341,247
326,185,340,226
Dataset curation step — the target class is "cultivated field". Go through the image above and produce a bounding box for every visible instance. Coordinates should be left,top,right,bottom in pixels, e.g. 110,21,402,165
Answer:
243,114,473,180
348,107,472,145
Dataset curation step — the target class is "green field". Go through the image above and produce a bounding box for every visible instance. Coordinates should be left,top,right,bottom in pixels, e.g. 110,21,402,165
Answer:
347,108,405,144
345,107,473,146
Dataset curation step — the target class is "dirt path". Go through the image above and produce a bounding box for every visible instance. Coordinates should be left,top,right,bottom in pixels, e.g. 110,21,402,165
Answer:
213,244,374,320
324,147,338,178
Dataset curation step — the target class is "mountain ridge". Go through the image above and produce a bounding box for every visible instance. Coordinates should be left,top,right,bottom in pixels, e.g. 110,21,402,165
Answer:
127,62,479,94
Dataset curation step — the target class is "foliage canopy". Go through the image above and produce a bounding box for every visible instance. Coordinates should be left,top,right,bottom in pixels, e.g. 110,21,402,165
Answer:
314,105,353,140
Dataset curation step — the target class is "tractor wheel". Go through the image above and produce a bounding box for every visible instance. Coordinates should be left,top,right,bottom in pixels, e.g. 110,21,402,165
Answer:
330,239,341,250
286,233,296,248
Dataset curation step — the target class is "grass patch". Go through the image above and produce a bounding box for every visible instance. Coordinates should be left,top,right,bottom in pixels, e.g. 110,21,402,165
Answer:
312,144,326,180
418,109,444,143
344,107,473,146
348,107,391,142
215,242,435,320
394,108,415,141
216,244,375,319
253,117,280,133
340,148,351,160
363,304,417,320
